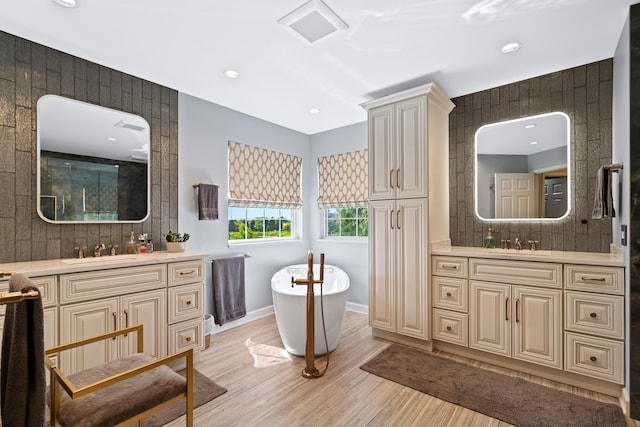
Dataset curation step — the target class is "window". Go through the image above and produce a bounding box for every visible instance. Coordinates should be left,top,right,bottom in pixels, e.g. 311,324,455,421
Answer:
317,149,368,239
326,207,368,238
229,207,292,241
227,142,301,242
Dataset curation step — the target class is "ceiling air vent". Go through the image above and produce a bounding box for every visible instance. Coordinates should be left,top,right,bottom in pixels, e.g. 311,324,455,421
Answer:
115,120,147,132
278,0,348,43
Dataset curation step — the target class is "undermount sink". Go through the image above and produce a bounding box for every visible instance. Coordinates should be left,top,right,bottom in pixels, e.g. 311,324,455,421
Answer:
487,248,552,256
60,255,141,264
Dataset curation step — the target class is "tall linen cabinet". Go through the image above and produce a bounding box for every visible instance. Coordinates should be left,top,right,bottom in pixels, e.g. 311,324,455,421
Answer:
362,83,454,345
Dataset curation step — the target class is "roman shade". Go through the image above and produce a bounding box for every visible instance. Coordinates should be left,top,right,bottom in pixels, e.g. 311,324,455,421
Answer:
317,149,368,209
228,141,302,209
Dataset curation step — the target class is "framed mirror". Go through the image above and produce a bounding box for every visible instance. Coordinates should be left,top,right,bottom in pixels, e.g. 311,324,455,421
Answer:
37,95,150,223
474,112,570,221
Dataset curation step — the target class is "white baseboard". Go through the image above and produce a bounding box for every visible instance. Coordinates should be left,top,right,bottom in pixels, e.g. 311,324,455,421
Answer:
347,302,368,315
209,302,368,334
210,305,275,334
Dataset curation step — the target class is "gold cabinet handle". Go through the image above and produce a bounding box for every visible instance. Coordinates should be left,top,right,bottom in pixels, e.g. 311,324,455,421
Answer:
589,356,597,362
446,326,452,331
580,276,606,282
390,169,395,189
446,292,452,297
505,297,509,321
396,210,401,229
396,169,400,189
186,337,192,342
441,264,458,270
186,300,192,306
112,312,117,340
589,312,597,318
179,270,196,276
390,210,394,229
515,298,520,323
123,309,129,336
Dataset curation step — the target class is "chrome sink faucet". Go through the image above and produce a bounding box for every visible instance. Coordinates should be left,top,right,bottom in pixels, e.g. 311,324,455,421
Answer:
501,239,511,250
528,240,540,251
94,243,106,257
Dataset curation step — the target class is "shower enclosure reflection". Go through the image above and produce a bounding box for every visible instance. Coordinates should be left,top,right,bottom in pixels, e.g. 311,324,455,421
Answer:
37,95,150,223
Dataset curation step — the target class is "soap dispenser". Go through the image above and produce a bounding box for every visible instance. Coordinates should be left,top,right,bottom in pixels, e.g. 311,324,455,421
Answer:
126,231,138,254
483,228,496,249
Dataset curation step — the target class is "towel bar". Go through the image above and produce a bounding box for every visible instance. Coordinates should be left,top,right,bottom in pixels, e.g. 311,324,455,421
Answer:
604,163,623,172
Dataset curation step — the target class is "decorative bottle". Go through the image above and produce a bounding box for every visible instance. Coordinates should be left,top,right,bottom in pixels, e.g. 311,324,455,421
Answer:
483,228,496,249
126,231,139,254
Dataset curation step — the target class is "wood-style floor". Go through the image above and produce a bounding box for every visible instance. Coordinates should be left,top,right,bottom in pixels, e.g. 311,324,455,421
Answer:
165,311,632,426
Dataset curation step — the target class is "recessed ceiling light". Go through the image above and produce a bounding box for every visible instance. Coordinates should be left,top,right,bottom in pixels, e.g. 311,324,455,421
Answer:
525,124,536,129
106,137,117,142
53,0,77,7
309,108,320,114
224,70,239,79
530,141,539,145
501,42,521,54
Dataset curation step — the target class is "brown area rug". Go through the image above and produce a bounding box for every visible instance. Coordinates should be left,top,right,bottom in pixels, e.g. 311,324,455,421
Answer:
143,368,227,427
360,344,626,427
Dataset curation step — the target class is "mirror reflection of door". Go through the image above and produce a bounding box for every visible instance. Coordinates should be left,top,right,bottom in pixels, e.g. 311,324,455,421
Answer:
544,176,567,218
495,173,536,218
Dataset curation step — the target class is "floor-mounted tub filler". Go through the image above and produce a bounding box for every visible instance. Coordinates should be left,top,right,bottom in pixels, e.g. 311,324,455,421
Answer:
271,253,350,378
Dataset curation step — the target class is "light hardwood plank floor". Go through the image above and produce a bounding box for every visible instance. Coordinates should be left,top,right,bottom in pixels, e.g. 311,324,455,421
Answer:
165,311,631,426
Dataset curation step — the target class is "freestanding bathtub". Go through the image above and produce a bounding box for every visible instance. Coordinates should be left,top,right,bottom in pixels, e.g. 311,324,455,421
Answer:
271,264,350,356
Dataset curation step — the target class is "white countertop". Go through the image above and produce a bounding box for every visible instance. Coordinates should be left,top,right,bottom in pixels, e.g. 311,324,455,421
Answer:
0,251,209,278
431,245,624,267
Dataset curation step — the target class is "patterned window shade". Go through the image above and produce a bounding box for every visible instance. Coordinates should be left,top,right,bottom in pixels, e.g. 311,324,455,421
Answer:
228,141,302,209
317,149,368,209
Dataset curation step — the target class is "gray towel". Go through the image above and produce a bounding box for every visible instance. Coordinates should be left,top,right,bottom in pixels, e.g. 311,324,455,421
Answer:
212,257,246,326
592,166,615,219
198,184,219,220
1,274,45,427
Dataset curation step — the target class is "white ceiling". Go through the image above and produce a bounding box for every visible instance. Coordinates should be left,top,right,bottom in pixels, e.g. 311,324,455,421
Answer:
0,0,636,135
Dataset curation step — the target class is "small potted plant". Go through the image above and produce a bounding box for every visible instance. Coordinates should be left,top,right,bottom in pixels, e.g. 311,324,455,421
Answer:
164,230,190,252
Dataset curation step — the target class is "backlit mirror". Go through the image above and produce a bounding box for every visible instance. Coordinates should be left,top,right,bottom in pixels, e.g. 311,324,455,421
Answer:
474,112,570,221
37,95,150,223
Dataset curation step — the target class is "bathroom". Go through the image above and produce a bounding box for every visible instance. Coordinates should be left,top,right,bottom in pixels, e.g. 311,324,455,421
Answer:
1,1,639,424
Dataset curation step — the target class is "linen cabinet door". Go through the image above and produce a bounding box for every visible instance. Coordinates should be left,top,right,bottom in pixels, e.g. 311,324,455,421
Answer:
512,286,562,369
394,96,426,199
120,289,167,358
60,298,119,374
469,281,510,357
368,200,396,332
368,105,395,200
396,198,428,339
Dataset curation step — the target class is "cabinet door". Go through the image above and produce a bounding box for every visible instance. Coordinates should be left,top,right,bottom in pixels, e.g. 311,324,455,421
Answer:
61,298,119,374
395,96,426,198
120,289,167,358
369,200,396,331
513,287,562,369
368,105,395,200
469,281,510,357
396,198,428,339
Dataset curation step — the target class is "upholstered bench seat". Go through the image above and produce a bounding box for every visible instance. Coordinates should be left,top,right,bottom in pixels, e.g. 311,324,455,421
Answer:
56,353,186,427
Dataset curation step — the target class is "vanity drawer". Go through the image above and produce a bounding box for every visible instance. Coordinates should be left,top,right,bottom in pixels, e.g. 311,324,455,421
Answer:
168,260,204,287
432,276,468,312
565,265,624,295
168,282,204,324
469,258,561,288
433,309,468,346
432,256,468,278
565,291,623,339
0,275,57,315
565,332,623,384
168,317,203,354
60,265,166,304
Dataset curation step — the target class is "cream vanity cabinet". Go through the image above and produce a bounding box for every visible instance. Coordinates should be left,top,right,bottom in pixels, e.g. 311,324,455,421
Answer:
564,264,624,384
431,256,469,346
167,260,205,354
363,83,454,345
59,265,168,374
469,258,563,369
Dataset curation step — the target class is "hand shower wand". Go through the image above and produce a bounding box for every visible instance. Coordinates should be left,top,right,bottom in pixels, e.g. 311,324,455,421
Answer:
291,251,327,378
